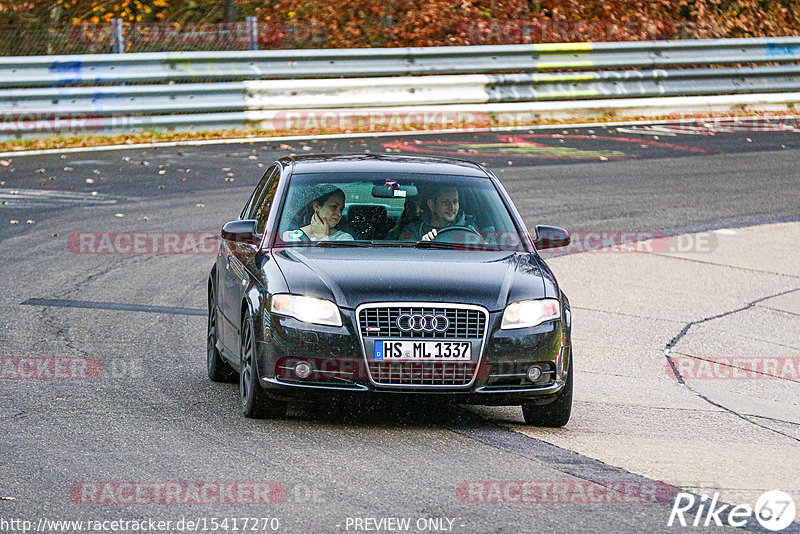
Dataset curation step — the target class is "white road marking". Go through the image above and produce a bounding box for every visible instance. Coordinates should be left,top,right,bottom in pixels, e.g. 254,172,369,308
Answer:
615,127,678,137
0,188,125,208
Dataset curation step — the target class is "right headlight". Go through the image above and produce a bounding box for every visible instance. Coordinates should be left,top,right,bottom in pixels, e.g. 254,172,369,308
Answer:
270,294,342,327
501,298,560,330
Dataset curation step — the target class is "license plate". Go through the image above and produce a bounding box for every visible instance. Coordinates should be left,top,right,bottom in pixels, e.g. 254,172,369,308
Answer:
374,340,471,361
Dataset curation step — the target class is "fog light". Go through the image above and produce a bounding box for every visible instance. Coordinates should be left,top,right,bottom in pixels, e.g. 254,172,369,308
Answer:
526,365,543,382
295,362,312,379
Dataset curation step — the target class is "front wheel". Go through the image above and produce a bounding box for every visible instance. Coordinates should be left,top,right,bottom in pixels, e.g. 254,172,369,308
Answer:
239,315,287,419
522,366,572,427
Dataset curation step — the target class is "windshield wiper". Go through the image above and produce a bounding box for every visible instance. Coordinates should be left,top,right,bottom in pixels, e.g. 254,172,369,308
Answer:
317,240,420,248
414,240,506,251
368,241,415,247
313,240,371,247
414,241,466,249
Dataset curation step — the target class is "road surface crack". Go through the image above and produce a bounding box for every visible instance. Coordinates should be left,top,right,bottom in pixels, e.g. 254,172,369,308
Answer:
647,253,800,278
664,287,800,443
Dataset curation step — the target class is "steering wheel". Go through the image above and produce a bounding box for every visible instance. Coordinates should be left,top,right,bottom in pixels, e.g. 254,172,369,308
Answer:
431,225,484,243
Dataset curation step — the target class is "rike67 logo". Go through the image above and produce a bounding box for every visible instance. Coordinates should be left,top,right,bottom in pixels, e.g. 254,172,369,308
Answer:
669,490,796,531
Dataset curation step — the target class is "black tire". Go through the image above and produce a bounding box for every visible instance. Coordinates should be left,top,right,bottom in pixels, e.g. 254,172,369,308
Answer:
239,315,287,419
522,366,572,427
207,285,236,383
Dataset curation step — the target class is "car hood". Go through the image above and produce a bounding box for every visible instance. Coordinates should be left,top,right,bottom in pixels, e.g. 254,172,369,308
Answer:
271,247,551,311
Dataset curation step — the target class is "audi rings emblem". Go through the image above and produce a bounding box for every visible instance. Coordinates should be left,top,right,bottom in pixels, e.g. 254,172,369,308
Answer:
396,313,450,333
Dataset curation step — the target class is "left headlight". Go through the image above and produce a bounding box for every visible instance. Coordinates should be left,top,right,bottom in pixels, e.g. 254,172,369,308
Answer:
270,294,343,327
501,298,560,330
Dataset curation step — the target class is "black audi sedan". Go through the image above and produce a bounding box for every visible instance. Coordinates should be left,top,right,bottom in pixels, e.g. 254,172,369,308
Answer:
207,154,573,426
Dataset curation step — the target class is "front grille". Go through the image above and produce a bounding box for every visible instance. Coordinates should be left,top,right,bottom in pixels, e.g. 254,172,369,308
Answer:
368,361,476,386
358,303,488,387
359,306,485,339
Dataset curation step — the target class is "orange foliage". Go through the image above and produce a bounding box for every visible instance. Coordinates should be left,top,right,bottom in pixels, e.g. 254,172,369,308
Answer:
244,0,800,47
0,0,797,45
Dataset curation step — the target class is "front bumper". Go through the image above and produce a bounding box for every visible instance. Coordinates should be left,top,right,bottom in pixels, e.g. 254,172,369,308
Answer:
257,307,571,406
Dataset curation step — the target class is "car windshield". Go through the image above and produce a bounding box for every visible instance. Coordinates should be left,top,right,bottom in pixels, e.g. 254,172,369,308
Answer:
273,172,527,251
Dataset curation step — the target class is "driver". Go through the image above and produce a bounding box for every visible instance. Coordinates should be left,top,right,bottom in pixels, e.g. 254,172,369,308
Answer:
398,185,478,241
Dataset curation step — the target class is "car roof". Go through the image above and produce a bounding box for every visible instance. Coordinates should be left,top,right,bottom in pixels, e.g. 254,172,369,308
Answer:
281,154,490,177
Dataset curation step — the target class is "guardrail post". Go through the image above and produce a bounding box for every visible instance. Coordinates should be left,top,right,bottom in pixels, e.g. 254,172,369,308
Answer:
112,18,125,53
246,17,258,51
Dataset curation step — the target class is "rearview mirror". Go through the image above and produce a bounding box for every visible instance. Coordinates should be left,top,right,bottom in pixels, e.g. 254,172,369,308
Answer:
371,184,418,199
533,225,570,250
221,219,260,245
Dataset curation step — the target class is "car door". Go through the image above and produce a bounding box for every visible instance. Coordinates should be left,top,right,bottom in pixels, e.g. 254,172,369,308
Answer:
218,165,280,354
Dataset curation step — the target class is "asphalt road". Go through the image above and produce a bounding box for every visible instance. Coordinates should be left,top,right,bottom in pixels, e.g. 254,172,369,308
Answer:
1,120,799,533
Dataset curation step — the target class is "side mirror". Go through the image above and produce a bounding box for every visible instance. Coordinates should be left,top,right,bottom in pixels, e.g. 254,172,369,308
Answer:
221,219,260,246
533,225,570,250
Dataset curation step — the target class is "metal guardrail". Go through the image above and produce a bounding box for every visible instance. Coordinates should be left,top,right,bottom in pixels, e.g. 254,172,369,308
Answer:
2,37,800,87
1,37,799,137
3,67,800,117
486,65,800,101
